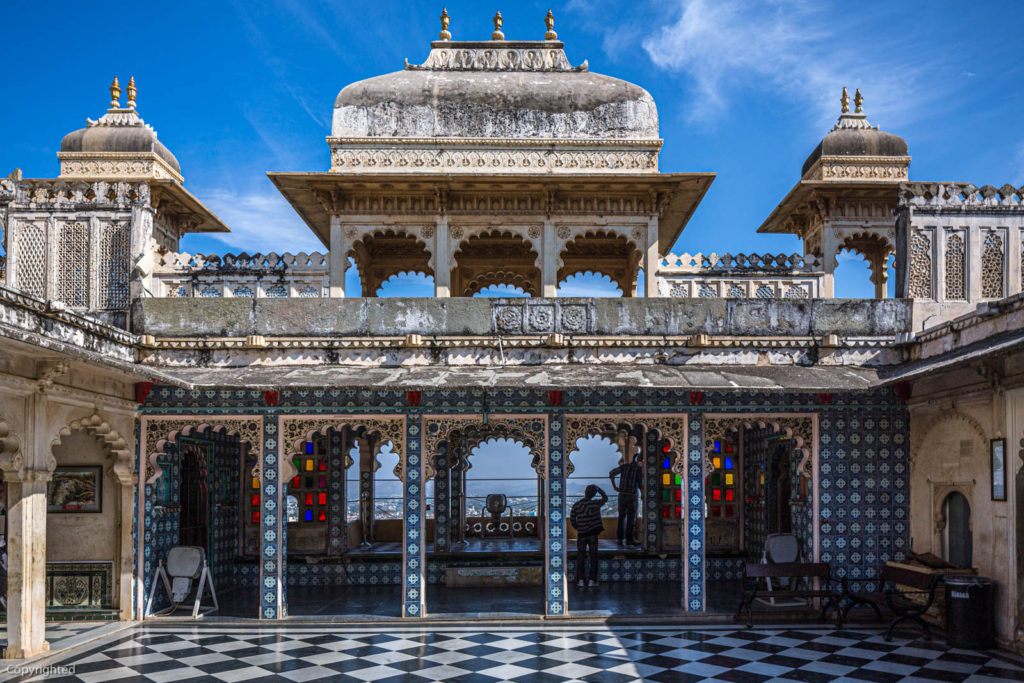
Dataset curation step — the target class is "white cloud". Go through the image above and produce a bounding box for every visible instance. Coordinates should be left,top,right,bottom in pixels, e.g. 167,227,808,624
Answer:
641,0,939,126
195,186,322,255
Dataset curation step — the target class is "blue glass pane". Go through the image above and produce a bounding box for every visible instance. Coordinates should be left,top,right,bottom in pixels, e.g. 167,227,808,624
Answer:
304,510,313,522
725,457,733,470
662,457,671,468
306,442,313,454
713,441,721,453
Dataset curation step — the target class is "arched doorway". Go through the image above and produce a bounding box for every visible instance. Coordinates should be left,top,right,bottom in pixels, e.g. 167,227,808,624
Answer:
178,440,210,550
943,492,973,569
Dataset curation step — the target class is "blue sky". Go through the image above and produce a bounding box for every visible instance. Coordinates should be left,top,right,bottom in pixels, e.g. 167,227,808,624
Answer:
2,1,1021,297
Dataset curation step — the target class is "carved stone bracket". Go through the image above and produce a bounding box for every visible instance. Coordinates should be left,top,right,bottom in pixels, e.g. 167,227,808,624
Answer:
143,416,263,485
422,414,546,480
564,414,688,476
54,412,133,485
704,415,815,479
0,419,24,481
280,415,406,481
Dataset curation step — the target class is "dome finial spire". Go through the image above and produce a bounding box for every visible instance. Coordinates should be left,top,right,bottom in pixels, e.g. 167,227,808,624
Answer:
439,8,451,40
109,76,121,109
544,9,557,40
840,87,849,114
126,76,137,110
492,10,504,40
854,88,863,114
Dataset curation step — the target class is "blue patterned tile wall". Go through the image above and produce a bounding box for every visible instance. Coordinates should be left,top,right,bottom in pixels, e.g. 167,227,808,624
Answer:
403,417,425,616
329,430,345,554
644,429,660,549
687,416,705,611
545,413,566,616
434,443,450,553
258,415,283,619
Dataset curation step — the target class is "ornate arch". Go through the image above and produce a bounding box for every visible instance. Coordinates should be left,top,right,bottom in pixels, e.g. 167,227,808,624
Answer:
452,230,541,297
54,412,134,485
911,410,987,457
464,270,536,296
142,416,263,485
280,415,406,480
557,229,642,296
422,415,547,480
704,415,814,479
564,414,688,476
349,228,434,296
449,424,544,477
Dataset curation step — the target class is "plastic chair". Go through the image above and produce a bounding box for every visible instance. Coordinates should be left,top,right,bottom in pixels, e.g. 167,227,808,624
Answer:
145,546,218,618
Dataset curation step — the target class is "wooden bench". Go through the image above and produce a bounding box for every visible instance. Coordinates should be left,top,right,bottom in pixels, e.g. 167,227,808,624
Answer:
735,562,843,628
841,564,940,641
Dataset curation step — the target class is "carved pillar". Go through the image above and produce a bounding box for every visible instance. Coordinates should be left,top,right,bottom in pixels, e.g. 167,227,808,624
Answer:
545,412,567,616
434,442,450,553
434,216,451,297
329,216,347,298
822,222,837,298
643,426,658,551
644,216,660,297
686,414,704,611
258,414,285,619
867,247,890,299
328,428,345,556
3,471,49,659
402,418,425,617
968,224,982,302
541,220,558,298
359,438,375,545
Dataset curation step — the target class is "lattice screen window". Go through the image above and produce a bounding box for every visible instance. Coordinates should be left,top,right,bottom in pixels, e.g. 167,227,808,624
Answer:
14,222,46,298
99,222,129,309
233,285,254,297
698,284,716,298
265,284,288,298
944,233,965,300
199,285,222,298
298,284,320,298
784,286,808,299
756,285,774,299
981,232,1004,298
908,232,932,298
57,222,89,308
727,284,745,298
668,282,687,297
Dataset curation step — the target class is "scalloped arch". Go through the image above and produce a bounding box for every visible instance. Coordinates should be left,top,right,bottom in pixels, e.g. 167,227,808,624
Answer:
54,412,132,485
912,410,987,455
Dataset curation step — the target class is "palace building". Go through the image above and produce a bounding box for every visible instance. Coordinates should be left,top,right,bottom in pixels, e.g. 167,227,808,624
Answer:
1,10,1022,659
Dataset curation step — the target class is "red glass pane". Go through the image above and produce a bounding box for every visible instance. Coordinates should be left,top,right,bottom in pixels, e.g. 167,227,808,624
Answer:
713,489,722,501
319,460,326,471
712,505,721,516
318,476,326,488
292,476,300,488
725,490,734,501
251,494,259,507
674,490,682,502
305,493,313,506
675,505,682,518
318,492,327,505
725,505,734,517
251,511,260,523
725,443,733,453
318,509,327,522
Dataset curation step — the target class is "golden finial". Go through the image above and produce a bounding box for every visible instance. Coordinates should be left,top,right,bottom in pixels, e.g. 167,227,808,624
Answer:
544,9,557,40
439,8,451,40
840,87,849,114
854,88,863,113
126,76,137,109
491,10,504,40
109,76,121,108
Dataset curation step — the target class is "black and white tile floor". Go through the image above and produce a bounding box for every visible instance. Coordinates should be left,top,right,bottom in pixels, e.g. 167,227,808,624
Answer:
8,622,1024,682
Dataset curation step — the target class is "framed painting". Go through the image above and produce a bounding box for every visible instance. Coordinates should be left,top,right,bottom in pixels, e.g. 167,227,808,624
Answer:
47,466,102,513
991,438,1006,501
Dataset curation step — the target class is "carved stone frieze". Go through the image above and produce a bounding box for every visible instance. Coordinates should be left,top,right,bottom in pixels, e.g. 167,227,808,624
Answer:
410,45,579,72
803,155,909,183
57,154,182,183
329,146,658,175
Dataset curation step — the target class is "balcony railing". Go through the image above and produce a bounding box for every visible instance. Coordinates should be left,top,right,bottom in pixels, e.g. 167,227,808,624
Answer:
151,251,329,298
656,252,824,298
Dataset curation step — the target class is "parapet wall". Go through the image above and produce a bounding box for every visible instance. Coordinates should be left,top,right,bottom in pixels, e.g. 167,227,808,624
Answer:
133,297,911,338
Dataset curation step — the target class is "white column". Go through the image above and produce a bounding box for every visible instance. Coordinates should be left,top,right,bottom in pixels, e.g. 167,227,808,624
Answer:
968,224,982,302
4,472,49,659
434,216,450,297
328,216,347,298
1008,228,1022,297
644,217,660,297
541,220,558,298
822,221,837,298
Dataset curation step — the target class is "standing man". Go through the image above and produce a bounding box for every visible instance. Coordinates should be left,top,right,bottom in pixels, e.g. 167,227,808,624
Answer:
569,484,608,587
609,436,643,546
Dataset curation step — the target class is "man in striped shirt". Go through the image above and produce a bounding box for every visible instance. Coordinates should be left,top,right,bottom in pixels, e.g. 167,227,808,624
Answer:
569,484,608,587
609,446,643,546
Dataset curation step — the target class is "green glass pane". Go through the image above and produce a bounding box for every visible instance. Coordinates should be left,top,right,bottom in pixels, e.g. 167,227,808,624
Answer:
674,474,682,485
711,473,721,486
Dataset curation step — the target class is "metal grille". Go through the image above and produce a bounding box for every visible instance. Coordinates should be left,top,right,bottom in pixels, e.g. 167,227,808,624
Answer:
944,233,965,300
15,222,46,298
57,221,90,308
99,222,130,309
199,285,222,297
981,232,1004,299
756,285,774,299
265,284,288,298
908,232,932,298
233,285,254,297
298,284,320,298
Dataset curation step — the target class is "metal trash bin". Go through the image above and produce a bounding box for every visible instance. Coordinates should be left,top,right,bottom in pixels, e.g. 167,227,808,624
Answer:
944,575,994,649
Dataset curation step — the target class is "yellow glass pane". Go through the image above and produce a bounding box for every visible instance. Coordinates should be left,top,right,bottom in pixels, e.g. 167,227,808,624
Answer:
725,473,734,486
713,457,721,469
662,473,671,486
251,477,259,489
305,459,314,471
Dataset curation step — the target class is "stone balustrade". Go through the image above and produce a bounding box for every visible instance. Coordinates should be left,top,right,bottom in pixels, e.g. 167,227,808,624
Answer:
151,251,329,298
656,252,824,298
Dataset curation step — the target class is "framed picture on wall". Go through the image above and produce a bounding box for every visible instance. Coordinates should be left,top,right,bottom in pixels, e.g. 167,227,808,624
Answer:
47,466,102,513
991,438,1006,501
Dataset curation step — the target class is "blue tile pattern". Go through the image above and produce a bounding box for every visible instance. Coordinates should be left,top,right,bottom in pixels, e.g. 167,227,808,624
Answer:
545,413,566,616
259,415,282,619
403,417,425,616
688,415,705,611
328,429,345,554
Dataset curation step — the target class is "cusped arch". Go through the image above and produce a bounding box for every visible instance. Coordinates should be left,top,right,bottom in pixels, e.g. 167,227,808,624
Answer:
144,418,262,485
287,421,401,478
911,410,987,457
53,412,133,485
465,270,536,297
452,427,544,476
350,228,434,297
452,230,541,297
280,416,406,480
557,230,641,296
564,415,688,476
705,415,814,479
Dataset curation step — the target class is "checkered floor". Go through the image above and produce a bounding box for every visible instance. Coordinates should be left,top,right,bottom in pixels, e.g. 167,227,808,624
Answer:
10,622,1024,682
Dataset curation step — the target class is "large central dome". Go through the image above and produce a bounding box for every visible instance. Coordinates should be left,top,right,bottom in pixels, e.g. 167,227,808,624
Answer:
333,42,658,140
326,36,662,175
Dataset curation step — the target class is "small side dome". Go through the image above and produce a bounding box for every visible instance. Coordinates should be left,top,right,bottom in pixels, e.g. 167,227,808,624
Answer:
801,88,907,177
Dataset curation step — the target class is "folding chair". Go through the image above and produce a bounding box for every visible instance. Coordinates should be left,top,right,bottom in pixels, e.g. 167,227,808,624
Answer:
145,546,218,618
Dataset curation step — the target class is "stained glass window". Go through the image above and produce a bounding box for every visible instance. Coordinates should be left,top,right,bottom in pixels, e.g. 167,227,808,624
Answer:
706,439,739,519
290,434,329,524
660,444,683,520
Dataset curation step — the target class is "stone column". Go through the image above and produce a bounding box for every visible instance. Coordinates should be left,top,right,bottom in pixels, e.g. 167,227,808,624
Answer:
258,414,285,619
822,222,838,298
433,443,449,553
4,471,49,659
328,216,347,298
434,217,451,297
644,217,660,297
541,220,558,298
545,413,567,616
328,429,346,555
643,427,659,551
868,249,890,299
402,417,426,617
685,414,704,611
360,438,375,545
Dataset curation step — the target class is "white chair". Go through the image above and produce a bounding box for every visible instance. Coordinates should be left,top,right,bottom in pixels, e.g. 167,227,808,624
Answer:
757,533,806,606
145,546,218,618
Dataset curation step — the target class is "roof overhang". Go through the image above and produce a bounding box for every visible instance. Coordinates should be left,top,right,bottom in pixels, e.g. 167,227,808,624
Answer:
268,172,714,252
757,179,901,236
151,179,230,233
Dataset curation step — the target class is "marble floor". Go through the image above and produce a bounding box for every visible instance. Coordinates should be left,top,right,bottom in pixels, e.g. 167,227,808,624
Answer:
5,621,1023,682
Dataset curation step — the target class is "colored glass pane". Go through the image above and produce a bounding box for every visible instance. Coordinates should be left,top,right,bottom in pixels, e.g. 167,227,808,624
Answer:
305,493,313,506
292,476,300,488
725,489,734,501
675,490,682,501
712,505,721,516
305,442,313,454
712,489,721,501
318,492,327,505
725,505,734,517
304,510,313,522
318,509,327,522
662,473,671,485
725,473,734,486
675,505,682,518
251,494,259,506
674,474,681,485
252,511,260,523
251,477,259,489
662,457,670,468
711,473,721,486
305,459,314,471
725,457,733,469
713,457,721,469
318,476,326,488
